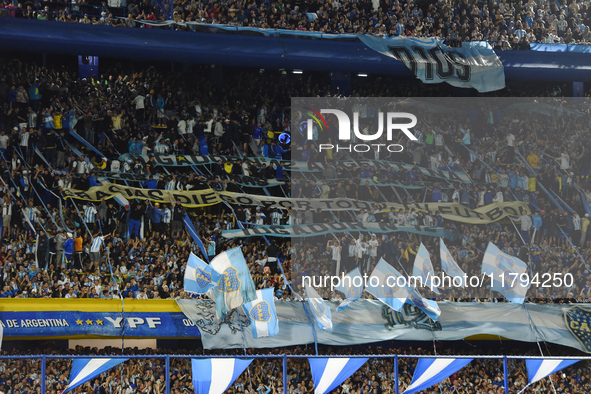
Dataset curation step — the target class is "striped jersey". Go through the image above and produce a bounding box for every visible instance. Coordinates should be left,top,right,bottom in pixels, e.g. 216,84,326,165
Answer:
90,236,105,252
83,206,97,223
271,211,282,225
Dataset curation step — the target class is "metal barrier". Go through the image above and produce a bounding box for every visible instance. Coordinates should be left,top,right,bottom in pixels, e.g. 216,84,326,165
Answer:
2,354,590,394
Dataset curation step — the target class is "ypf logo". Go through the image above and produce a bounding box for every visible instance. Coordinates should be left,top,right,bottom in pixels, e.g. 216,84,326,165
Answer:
303,108,417,154
217,266,241,293
249,301,272,323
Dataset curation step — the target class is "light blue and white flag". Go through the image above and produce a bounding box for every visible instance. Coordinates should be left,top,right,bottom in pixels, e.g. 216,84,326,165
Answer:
481,242,530,303
63,358,129,393
405,286,442,322
241,288,279,338
526,359,579,384
402,358,473,394
412,243,440,294
305,283,333,330
210,247,257,320
334,268,364,311
358,36,505,93
440,238,466,288
309,357,369,394
184,213,210,263
184,253,220,295
191,358,253,394
366,258,409,312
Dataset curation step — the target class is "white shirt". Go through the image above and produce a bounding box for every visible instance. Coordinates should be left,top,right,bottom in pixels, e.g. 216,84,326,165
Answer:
507,134,515,147
0,135,9,149
133,95,145,110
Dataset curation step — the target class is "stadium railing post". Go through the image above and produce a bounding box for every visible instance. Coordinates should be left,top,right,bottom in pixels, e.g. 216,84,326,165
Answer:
283,355,287,394
165,355,170,394
503,356,509,394
41,355,46,394
394,355,399,394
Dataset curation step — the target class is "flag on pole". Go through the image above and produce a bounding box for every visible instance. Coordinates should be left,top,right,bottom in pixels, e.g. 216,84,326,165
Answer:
305,283,333,330
192,358,253,394
405,286,442,321
309,358,369,394
63,358,129,393
210,246,257,320
402,358,473,394
526,359,580,384
481,242,530,303
241,288,279,338
183,213,210,263
412,243,440,294
365,258,409,312
184,253,220,295
334,268,364,311
440,238,466,288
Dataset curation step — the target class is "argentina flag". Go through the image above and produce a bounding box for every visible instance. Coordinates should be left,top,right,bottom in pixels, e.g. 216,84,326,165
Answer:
184,253,220,295
440,238,467,288
525,359,580,384
309,358,369,394
366,258,409,312
481,242,530,304
211,246,257,320
412,243,440,294
241,288,279,338
192,358,253,394
334,268,364,312
63,358,129,393
305,283,333,330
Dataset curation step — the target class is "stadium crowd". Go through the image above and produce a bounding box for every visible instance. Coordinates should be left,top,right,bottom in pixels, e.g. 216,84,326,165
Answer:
0,344,589,394
0,57,589,304
4,0,591,46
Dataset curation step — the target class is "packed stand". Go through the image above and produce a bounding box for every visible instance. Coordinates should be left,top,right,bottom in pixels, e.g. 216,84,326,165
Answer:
4,0,591,47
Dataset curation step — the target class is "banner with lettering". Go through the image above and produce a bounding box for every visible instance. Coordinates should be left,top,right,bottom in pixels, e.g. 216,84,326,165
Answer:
358,36,505,93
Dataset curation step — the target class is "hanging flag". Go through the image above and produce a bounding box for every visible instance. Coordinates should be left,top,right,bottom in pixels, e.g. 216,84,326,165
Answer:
241,288,279,338
334,268,364,311
210,246,257,320
526,359,579,384
184,253,221,295
309,358,369,394
183,213,210,263
191,358,253,394
412,243,440,294
305,283,333,330
63,358,129,393
366,258,409,312
481,242,530,303
582,194,591,217
440,238,467,288
402,358,473,394
405,286,442,322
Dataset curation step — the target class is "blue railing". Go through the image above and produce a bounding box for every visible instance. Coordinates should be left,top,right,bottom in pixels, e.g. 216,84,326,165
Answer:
3,354,590,394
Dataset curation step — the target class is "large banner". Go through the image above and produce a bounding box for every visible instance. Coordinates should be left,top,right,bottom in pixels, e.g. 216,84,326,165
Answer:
177,299,590,353
358,36,505,93
222,224,456,239
63,184,528,223
0,300,200,339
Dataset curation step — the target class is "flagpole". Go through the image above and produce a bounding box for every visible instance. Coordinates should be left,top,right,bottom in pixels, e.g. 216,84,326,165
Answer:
503,356,509,394
165,355,170,394
394,355,399,394
283,355,287,394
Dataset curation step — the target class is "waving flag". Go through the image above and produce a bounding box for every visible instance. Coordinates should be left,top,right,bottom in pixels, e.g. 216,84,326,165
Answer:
402,358,473,394
526,359,579,384
305,283,333,330
309,358,369,394
242,288,279,338
366,258,409,312
184,213,210,263
184,253,220,295
63,358,129,393
440,239,466,288
412,243,440,294
334,268,364,311
481,242,530,303
192,358,253,394
210,247,257,320
405,286,441,322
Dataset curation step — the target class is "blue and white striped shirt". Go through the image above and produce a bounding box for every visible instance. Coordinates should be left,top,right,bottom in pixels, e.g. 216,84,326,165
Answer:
90,237,105,252
83,206,97,223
